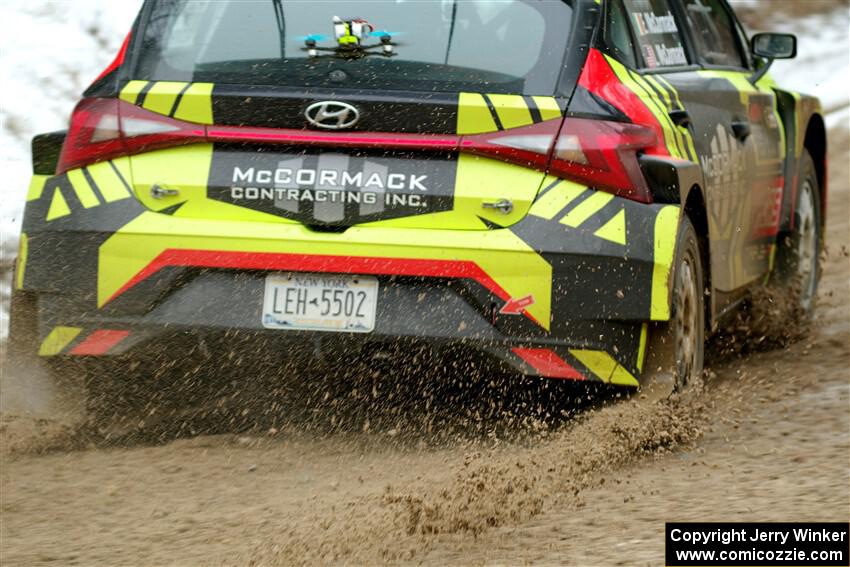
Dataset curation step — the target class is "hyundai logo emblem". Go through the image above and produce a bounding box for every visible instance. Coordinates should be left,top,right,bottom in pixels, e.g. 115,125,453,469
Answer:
304,101,360,130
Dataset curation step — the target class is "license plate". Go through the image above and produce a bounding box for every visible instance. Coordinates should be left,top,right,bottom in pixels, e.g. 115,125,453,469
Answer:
262,273,378,333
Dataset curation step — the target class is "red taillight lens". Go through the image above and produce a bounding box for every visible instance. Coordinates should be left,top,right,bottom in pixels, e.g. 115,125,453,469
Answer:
461,119,561,174
549,118,657,203
57,98,124,174
461,118,657,203
118,100,206,156
56,98,205,174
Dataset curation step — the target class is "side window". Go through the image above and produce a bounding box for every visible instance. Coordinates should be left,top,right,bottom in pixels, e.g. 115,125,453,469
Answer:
604,0,639,68
622,0,689,69
681,0,746,68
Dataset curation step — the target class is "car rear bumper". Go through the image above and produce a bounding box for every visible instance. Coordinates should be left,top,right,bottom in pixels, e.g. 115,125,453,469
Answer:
33,274,646,386
19,168,682,387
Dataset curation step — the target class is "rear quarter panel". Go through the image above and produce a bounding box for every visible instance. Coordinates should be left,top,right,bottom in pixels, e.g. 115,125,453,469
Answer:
765,84,826,232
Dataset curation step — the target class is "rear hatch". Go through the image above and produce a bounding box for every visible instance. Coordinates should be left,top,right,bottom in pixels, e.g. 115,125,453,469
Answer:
124,0,577,230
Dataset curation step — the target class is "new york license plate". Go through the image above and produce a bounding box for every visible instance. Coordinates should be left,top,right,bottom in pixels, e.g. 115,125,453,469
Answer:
262,273,378,333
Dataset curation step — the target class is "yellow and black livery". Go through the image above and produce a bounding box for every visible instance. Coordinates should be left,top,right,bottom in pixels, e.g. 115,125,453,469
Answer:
12,0,826,390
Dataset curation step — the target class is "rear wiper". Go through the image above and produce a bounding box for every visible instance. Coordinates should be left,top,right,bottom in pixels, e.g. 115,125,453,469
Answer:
445,0,457,65
272,0,285,58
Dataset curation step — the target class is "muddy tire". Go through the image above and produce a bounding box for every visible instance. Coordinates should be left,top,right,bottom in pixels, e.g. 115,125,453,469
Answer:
739,150,823,346
642,215,705,397
770,150,822,321
7,288,39,366
4,289,87,422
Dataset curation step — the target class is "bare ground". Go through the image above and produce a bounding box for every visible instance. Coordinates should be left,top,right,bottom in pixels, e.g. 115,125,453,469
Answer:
1,127,848,567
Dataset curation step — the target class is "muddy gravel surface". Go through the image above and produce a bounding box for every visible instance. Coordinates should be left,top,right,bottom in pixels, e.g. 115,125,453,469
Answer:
1,127,848,567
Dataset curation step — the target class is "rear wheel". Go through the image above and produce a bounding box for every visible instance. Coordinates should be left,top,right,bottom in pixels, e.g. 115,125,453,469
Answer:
772,150,822,320
5,290,163,438
744,150,822,343
642,215,705,398
4,289,86,422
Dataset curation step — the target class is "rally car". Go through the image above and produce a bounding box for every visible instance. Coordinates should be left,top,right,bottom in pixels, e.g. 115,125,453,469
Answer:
8,0,825,414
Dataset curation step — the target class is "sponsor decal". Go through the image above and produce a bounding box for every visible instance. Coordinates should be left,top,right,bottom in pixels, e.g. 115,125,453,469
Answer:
701,123,747,238
625,1,688,69
207,150,456,225
652,44,687,67
632,11,679,36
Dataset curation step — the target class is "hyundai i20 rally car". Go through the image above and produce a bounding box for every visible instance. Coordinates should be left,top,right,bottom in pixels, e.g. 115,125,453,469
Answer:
8,0,826,410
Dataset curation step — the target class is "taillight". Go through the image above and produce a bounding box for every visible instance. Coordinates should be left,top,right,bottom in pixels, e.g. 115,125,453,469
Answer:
549,118,657,203
56,98,204,174
57,99,657,204
57,98,124,174
462,118,657,203
462,120,561,176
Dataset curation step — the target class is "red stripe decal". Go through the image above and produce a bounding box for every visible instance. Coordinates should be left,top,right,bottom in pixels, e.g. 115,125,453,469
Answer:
93,32,131,84
207,126,459,151
512,347,585,380
69,330,130,356
106,250,543,328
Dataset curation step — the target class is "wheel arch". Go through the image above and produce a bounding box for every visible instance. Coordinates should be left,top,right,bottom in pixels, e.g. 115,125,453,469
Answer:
682,184,713,330
772,88,825,233
638,155,716,327
803,112,828,227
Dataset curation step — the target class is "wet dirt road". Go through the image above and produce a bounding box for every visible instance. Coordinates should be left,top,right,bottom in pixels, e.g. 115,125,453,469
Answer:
1,128,848,566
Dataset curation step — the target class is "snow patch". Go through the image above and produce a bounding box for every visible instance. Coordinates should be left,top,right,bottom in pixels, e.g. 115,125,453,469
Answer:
0,0,140,337
0,0,141,258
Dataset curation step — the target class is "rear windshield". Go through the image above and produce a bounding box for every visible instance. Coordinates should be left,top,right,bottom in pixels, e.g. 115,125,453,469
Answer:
133,0,574,95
